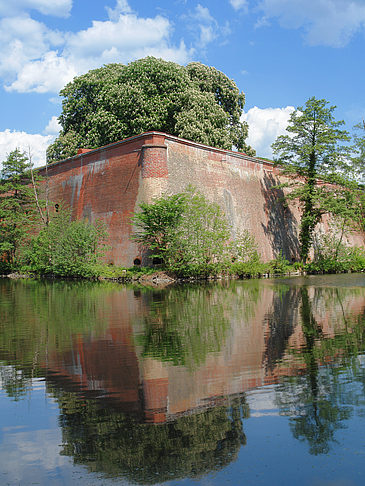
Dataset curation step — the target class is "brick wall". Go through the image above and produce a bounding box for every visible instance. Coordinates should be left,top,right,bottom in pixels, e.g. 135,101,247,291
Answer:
40,131,364,266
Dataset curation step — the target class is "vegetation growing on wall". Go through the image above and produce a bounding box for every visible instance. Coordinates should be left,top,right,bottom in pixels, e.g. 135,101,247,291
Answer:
47,57,255,162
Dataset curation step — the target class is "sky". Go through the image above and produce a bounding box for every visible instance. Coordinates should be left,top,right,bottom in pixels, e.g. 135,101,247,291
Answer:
0,0,364,168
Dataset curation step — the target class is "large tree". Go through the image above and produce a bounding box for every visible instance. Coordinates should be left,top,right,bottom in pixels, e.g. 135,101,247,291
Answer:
47,57,254,162
272,97,357,263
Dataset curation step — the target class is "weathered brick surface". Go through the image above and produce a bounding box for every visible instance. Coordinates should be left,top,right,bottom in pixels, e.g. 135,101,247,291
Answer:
141,145,168,178
40,132,364,266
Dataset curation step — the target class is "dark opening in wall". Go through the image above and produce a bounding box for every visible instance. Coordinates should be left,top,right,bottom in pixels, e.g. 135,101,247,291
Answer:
133,258,141,266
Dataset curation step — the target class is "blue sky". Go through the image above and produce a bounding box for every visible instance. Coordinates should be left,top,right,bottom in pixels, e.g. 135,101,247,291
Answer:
0,0,364,167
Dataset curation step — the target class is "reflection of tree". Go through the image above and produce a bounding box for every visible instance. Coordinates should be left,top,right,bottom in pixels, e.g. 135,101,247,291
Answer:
0,279,110,383
136,285,232,368
0,363,33,401
264,285,300,372
276,287,353,455
54,388,248,484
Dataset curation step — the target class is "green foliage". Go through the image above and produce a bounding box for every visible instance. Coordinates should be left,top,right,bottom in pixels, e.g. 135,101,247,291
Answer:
306,229,365,274
272,97,355,263
136,285,230,368
229,229,259,263
132,187,231,277
131,193,186,264
352,121,365,181
228,229,271,277
95,263,156,281
230,255,268,278
0,149,40,268
268,251,291,275
21,209,108,278
47,57,254,162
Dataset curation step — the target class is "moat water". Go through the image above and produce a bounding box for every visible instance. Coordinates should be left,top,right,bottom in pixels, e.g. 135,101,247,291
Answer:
0,274,365,485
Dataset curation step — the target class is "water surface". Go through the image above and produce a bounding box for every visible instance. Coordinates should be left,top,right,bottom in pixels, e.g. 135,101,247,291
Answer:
0,274,365,485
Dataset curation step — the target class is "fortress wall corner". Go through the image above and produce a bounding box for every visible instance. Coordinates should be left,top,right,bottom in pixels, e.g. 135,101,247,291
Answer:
41,133,363,266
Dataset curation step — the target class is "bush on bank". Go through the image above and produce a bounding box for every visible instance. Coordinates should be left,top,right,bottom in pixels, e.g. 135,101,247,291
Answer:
2,186,364,281
20,211,108,278
130,188,364,280
306,234,365,274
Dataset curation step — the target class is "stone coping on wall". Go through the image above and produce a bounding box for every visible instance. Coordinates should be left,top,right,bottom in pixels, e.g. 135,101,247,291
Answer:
39,132,274,172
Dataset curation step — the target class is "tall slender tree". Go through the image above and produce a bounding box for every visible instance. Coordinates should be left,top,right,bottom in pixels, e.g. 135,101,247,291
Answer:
0,149,38,265
272,97,353,262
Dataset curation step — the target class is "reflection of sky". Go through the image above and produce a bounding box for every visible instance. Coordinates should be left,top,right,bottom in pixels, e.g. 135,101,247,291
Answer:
1,368,365,486
0,372,125,486
246,385,280,417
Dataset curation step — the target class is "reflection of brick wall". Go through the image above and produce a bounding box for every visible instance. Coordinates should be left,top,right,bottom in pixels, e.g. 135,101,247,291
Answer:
39,284,365,423
40,131,365,266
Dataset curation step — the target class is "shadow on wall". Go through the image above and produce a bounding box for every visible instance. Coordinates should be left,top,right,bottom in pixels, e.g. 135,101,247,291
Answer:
260,172,300,261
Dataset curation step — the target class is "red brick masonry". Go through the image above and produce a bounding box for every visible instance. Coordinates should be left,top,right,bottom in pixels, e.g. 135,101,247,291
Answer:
40,132,364,266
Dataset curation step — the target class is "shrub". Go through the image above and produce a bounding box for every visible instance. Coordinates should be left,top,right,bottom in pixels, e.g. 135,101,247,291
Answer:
306,231,365,274
21,210,108,278
268,251,291,275
132,187,230,277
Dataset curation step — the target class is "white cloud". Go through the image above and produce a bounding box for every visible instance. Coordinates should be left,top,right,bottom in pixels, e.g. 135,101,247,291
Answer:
106,0,132,20
0,15,64,83
1,6,192,94
6,50,78,93
185,4,225,49
242,105,295,159
230,0,249,12
66,15,172,61
194,4,215,23
0,128,55,169
45,116,61,135
257,0,365,47
0,0,72,18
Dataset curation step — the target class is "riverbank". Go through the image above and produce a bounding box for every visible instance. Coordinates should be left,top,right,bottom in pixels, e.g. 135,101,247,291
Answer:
2,243,365,286
4,265,364,288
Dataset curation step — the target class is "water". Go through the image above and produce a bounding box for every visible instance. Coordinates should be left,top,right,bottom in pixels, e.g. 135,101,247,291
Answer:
0,274,364,485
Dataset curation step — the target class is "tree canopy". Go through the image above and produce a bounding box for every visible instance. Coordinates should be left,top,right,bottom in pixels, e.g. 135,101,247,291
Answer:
47,57,254,162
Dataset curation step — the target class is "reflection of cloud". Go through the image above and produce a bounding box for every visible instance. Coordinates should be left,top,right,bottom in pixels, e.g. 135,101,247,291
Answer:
246,385,279,416
0,429,68,482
